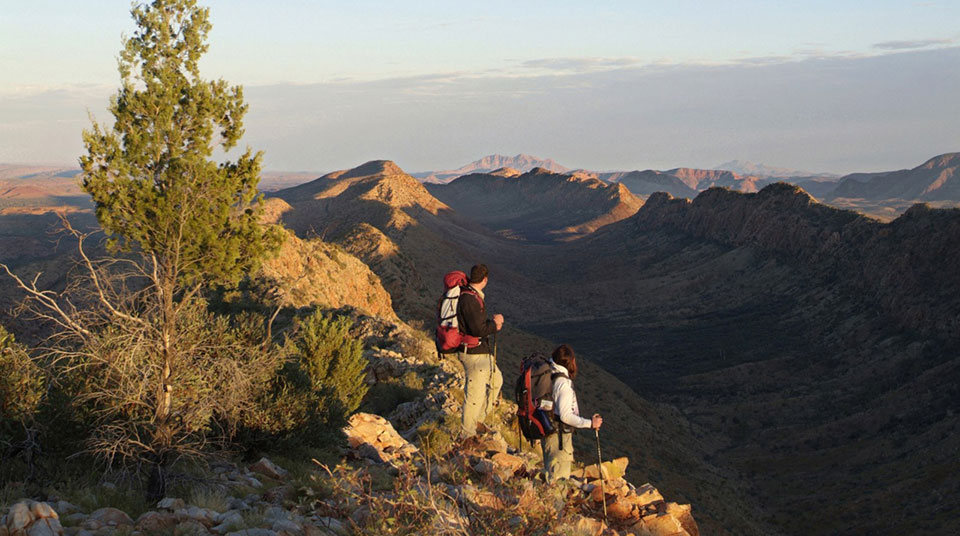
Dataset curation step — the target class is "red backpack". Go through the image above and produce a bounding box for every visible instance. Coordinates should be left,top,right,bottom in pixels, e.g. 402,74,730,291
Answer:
435,271,481,354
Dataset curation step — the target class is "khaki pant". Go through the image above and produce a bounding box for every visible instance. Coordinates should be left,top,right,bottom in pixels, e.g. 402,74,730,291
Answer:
459,352,502,437
541,430,574,482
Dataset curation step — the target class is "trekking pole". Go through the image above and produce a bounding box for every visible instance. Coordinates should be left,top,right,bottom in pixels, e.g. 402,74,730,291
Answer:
595,428,608,523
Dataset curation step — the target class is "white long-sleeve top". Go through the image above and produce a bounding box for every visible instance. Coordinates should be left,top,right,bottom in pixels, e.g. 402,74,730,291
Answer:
549,361,592,429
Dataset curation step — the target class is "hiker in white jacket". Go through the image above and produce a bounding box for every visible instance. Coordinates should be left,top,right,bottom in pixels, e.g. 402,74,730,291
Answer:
542,344,602,482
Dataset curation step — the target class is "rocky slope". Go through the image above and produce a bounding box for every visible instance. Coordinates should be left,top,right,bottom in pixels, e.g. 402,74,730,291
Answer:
426,167,643,241
247,199,397,319
0,310,704,536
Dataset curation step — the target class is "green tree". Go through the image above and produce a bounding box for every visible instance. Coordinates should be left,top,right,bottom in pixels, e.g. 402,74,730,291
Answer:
74,0,281,493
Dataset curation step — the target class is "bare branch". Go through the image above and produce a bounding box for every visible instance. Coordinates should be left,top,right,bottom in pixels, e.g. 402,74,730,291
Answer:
0,263,91,338
61,218,147,327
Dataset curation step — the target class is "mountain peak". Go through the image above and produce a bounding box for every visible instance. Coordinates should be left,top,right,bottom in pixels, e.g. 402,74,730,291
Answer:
490,167,521,177
755,181,815,203
525,166,555,176
335,160,404,180
919,152,960,170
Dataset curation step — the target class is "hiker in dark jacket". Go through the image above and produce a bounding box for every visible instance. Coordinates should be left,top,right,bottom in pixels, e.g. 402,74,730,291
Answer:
456,263,504,438
541,344,602,481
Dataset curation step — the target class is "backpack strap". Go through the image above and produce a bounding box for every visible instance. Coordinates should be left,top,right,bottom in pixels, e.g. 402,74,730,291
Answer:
550,372,573,441
460,287,485,309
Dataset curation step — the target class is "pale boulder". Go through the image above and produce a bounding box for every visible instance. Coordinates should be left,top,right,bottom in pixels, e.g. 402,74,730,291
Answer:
156,498,186,511
136,512,177,533
7,502,35,535
634,483,665,507
28,504,56,521
578,457,629,480
631,503,698,536
342,413,418,464
250,458,289,481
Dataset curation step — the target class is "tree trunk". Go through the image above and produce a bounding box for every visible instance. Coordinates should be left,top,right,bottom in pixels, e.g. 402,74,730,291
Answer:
151,276,176,499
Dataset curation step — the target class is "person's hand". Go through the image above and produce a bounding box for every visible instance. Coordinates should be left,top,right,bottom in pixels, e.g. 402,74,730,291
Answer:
493,314,504,330
591,414,603,429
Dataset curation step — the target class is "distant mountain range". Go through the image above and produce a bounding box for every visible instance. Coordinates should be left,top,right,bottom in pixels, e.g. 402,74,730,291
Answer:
714,159,834,178
413,152,960,220
3,151,959,222
411,154,570,183
414,154,839,197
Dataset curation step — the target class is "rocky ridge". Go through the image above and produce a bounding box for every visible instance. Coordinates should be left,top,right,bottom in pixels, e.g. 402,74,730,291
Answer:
633,183,960,341
828,152,960,202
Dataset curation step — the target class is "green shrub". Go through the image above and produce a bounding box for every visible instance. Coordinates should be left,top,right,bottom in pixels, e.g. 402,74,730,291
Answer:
233,311,369,452
294,312,369,414
234,359,337,451
0,326,45,427
0,325,48,481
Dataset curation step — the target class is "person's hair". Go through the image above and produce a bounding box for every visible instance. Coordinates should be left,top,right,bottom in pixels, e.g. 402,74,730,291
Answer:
469,264,489,284
552,344,577,380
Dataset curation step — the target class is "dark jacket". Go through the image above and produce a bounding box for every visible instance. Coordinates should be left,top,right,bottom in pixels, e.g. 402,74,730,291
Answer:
456,286,499,354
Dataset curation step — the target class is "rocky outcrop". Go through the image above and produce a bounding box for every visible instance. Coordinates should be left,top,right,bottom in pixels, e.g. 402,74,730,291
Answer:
1,500,63,536
334,418,699,536
254,227,397,319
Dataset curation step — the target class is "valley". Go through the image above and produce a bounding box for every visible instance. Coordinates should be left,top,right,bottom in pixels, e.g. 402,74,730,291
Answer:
263,159,960,534
2,153,959,534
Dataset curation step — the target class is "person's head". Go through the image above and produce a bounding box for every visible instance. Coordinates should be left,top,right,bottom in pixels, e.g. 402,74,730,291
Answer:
469,264,489,290
552,344,577,380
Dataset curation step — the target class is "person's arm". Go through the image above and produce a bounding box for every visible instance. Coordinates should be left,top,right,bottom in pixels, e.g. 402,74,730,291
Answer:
460,293,499,338
552,377,592,429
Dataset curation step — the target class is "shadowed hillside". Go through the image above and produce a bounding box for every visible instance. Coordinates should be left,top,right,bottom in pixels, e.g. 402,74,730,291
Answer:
829,153,960,202
517,184,960,534
426,167,643,242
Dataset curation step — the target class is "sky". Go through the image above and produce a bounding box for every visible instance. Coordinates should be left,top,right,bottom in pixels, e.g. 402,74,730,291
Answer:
2,1,959,173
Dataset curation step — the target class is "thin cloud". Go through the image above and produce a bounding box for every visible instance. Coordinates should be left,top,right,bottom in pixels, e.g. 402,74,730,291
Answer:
520,57,641,73
873,38,953,50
